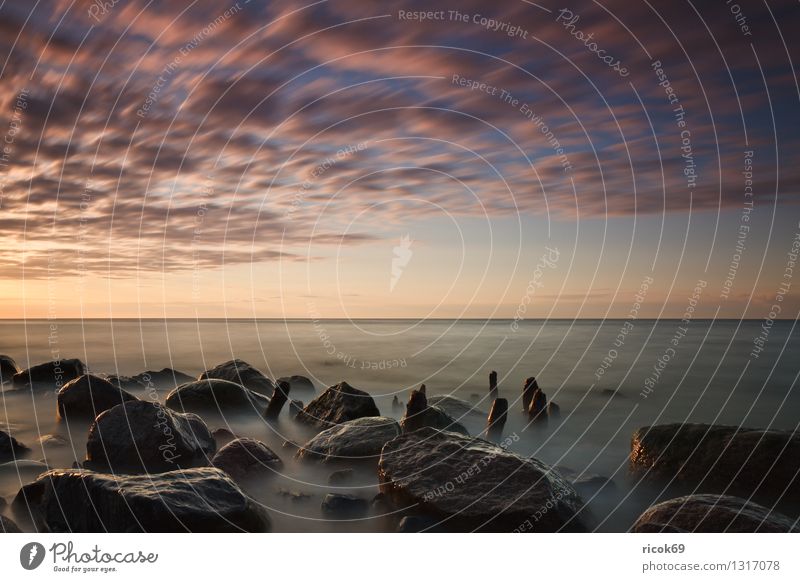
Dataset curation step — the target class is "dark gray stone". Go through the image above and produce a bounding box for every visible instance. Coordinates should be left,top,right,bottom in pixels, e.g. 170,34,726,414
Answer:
379,427,587,532
321,494,369,518
57,374,138,419
633,494,800,533
13,467,271,532
0,355,20,384
0,430,29,462
165,379,268,414
296,416,400,462
200,360,274,396
13,359,85,391
296,382,380,429
86,400,215,473
212,438,282,481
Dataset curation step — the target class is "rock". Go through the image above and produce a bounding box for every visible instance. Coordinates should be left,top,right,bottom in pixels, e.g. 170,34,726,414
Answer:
0,430,28,462
633,494,800,533
630,424,800,503
277,375,316,396
36,434,70,448
282,440,300,450
296,417,400,463
276,488,313,502
328,468,355,485
321,493,369,518
0,460,49,485
264,380,290,419
396,515,444,532
57,374,138,419
379,427,588,532
108,368,194,392
211,438,282,481
212,428,237,447
296,382,380,429
401,391,468,435
547,401,561,418
86,400,215,473
599,388,624,398
0,355,20,384
165,379,268,414
13,359,85,390
1,515,21,533
14,467,271,532
428,395,486,419
371,492,392,513
200,360,274,396
0,496,5,510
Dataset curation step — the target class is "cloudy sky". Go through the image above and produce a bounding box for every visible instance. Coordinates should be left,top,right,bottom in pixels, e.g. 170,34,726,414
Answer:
0,0,798,319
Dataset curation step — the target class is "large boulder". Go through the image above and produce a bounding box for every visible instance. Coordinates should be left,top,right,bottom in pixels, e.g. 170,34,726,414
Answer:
0,430,29,462
57,374,138,419
0,460,49,486
13,467,271,532
109,368,194,391
165,379,268,414
85,400,215,473
277,375,316,397
0,355,20,384
13,359,85,390
296,417,400,463
379,428,587,532
199,360,274,396
296,382,380,429
630,424,800,503
212,438,282,481
633,494,800,533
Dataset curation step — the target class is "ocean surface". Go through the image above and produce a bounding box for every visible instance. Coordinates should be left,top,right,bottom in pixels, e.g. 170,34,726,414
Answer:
1,318,799,532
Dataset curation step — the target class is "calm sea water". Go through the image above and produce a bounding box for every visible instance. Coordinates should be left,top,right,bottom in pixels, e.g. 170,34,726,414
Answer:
1,318,798,532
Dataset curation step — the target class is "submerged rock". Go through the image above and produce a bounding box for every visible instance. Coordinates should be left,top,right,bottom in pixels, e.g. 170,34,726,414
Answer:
200,360,274,396
328,468,355,485
428,395,486,419
321,493,369,518
296,382,380,429
379,427,587,532
633,494,800,533
109,368,194,392
0,355,20,384
211,428,237,448
212,438,282,481
13,359,85,391
630,424,800,503
86,400,215,473
296,416,400,463
0,430,29,462
14,467,271,532
57,374,138,419
396,515,444,533
0,460,49,483
165,379,268,414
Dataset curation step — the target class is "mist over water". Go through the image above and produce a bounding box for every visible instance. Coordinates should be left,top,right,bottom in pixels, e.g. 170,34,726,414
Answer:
2,318,798,531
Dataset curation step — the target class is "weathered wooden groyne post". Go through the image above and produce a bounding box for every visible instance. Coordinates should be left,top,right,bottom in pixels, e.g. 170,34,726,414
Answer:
487,397,508,441
265,380,291,419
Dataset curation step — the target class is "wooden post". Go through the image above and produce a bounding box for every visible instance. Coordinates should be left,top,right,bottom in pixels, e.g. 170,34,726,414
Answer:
489,370,498,399
402,388,428,432
265,380,291,419
523,377,538,412
487,397,508,441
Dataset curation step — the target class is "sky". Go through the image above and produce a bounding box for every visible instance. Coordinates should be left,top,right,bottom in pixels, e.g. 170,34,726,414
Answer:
0,0,798,319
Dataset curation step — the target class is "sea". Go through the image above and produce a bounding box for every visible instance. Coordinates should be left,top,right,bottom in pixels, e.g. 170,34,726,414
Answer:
1,318,798,532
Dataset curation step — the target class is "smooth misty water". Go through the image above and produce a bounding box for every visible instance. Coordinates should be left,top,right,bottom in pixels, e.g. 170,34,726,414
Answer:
1,318,799,532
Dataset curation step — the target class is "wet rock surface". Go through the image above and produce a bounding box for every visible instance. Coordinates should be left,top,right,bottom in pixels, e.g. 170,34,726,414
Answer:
165,379,268,414
85,400,216,473
633,494,800,533
13,359,85,391
200,360,275,396
0,355,20,384
296,382,380,429
630,424,800,503
57,374,138,419
212,438,282,481
1,514,21,533
379,427,587,532
14,467,271,532
296,416,400,463
321,493,369,518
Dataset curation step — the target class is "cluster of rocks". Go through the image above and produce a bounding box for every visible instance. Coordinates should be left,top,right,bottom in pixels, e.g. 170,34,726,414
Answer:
3,354,799,534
